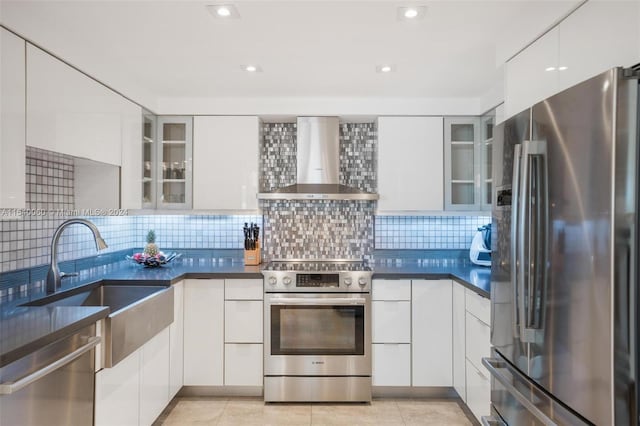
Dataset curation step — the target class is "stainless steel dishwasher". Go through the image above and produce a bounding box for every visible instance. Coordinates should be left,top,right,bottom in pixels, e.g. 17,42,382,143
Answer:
0,324,100,426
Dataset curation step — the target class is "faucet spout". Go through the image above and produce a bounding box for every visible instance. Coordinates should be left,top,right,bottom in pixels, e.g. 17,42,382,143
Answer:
46,219,109,294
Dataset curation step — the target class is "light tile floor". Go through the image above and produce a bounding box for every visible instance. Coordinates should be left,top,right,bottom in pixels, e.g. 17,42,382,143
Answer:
155,397,475,425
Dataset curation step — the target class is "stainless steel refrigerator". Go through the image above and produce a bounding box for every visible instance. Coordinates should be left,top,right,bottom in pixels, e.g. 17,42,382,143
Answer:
485,67,639,425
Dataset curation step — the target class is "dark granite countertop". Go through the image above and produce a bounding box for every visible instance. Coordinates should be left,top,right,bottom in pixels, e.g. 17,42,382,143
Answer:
0,248,490,366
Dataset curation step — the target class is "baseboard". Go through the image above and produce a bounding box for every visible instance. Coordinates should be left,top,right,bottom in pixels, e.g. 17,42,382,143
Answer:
178,386,263,397
372,386,458,398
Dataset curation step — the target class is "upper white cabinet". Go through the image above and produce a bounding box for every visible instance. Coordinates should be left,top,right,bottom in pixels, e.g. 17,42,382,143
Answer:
444,117,481,211
505,1,640,120
377,116,444,212
557,1,640,94
193,116,259,211
157,116,193,209
0,28,26,209
120,102,143,209
26,44,127,166
505,27,559,119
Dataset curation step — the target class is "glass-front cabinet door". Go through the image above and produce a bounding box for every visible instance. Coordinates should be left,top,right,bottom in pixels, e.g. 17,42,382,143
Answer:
444,117,481,210
142,112,156,208
157,116,192,209
480,113,495,211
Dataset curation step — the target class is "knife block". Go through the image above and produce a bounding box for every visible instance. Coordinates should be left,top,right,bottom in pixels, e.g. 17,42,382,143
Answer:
244,241,261,266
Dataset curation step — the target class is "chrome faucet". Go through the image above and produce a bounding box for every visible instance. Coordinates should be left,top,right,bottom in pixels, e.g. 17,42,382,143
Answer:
46,219,108,294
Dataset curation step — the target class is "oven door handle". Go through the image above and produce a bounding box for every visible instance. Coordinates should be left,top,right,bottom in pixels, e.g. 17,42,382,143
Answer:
269,297,367,306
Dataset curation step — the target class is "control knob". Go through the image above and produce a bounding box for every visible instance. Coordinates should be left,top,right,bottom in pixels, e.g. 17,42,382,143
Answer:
344,277,353,286
283,276,292,286
358,277,367,287
268,276,277,286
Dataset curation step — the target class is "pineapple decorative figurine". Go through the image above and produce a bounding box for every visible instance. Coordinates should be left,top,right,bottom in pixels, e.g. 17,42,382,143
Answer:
144,230,159,256
129,229,180,267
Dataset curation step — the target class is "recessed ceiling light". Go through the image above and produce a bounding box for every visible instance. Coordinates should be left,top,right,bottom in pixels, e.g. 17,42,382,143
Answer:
558,66,568,71
397,6,426,21
206,4,240,19
545,66,556,72
376,64,395,73
243,64,262,73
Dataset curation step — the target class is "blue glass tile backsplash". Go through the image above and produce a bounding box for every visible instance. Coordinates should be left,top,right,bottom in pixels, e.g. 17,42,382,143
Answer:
375,216,491,250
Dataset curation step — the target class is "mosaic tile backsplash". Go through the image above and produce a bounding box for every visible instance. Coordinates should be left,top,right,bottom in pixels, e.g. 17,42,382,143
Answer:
259,122,378,260
375,216,491,250
261,200,375,261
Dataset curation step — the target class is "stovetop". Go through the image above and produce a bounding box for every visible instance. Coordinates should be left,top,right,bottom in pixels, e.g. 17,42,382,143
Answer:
263,260,372,272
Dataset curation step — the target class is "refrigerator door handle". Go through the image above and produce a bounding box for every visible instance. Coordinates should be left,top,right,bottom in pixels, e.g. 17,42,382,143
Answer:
518,140,548,342
511,144,522,338
482,357,558,426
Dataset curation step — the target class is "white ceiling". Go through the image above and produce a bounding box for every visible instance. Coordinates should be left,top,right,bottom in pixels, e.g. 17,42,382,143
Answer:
0,0,580,112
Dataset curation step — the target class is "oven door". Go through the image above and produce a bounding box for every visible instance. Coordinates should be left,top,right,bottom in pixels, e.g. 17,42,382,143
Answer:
264,293,371,376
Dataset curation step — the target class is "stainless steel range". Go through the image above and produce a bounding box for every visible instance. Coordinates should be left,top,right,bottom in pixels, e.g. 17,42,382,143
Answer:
262,260,372,402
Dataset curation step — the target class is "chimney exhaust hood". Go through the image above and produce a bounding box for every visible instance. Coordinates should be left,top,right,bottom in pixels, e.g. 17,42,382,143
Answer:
257,117,379,201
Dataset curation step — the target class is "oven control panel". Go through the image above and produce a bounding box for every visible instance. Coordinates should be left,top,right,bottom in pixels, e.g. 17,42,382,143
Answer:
263,271,371,293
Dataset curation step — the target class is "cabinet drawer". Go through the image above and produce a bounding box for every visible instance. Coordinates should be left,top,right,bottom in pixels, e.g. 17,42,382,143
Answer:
372,279,411,301
225,279,263,300
372,301,411,343
465,288,490,325
465,312,490,371
224,344,263,386
372,344,411,386
225,300,263,343
465,359,490,423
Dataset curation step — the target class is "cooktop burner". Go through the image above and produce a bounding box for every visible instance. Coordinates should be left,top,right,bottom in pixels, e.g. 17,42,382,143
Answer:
263,260,371,272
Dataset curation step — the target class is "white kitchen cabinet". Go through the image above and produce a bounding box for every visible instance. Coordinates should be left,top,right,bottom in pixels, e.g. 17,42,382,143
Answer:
377,116,444,212
411,280,453,387
444,117,482,211
193,116,260,210
183,279,224,386
557,1,640,95
372,279,411,301
141,113,157,208
225,279,263,300
224,300,263,343
452,282,466,401
0,28,26,209
224,343,263,386
169,281,184,398
120,103,143,209
26,44,125,166
505,27,559,120
480,113,494,211
139,328,170,426
157,116,193,209
466,288,491,325
95,348,141,426
465,312,490,372
372,301,411,343
372,344,411,386
465,359,491,424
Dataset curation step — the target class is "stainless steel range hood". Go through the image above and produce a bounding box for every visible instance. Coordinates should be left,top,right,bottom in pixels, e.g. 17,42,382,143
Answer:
258,117,379,201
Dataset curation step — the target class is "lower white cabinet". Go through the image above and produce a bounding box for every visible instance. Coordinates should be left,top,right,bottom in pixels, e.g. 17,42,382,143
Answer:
465,359,491,424
95,326,170,426
224,300,263,343
183,278,263,387
452,282,466,400
183,279,224,385
169,281,184,398
224,344,263,386
372,301,411,343
140,328,171,426
95,347,141,426
372,344,411,386
412,280,453,387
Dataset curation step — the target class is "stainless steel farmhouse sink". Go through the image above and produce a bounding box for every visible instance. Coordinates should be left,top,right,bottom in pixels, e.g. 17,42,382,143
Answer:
24,283,174,367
